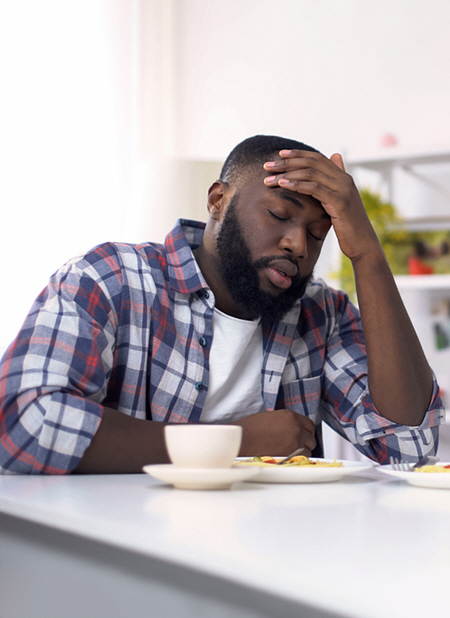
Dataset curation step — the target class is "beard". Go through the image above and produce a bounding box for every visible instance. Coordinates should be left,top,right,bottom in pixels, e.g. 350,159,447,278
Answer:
216,196,313,322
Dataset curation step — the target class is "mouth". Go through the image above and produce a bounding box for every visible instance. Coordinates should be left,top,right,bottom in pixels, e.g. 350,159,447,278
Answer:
263,259,299,290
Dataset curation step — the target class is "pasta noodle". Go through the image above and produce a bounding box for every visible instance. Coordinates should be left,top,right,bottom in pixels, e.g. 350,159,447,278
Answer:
414,465,450,473
236,456,343,468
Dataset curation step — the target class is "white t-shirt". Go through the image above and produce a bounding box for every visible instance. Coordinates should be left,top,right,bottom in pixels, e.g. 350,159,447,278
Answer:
200,308,264,422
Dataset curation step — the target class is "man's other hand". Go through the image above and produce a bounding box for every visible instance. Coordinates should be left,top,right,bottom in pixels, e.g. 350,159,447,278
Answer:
232,409,316,457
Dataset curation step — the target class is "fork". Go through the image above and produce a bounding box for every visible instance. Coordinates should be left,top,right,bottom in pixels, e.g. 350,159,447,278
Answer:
389,455,440,471
276,447,305,465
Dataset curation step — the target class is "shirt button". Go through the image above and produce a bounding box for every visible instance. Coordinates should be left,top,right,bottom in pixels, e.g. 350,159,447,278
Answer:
204,291,210,299
199,337,206,347
195,382,204,391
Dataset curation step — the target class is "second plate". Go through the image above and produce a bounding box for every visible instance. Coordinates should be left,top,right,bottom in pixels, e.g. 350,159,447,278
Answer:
235,458,373,484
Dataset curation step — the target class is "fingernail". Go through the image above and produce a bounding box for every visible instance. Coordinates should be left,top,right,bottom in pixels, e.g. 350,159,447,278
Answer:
264,161,276,168
278,178,293,186
279,150,292,155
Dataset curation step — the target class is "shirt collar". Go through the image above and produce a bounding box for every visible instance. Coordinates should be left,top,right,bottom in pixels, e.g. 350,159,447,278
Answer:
164,219,210,294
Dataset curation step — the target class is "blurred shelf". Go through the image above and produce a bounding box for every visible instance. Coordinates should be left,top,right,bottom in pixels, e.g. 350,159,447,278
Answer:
394,274,450,290
347,149,450,171
398,216,450,232
347,149,450,206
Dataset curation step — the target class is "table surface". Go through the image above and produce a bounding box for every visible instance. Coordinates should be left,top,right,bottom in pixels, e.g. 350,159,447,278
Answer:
0,465,449,618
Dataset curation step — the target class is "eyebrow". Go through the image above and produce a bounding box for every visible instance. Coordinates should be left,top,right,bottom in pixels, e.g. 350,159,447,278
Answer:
275,188,331,220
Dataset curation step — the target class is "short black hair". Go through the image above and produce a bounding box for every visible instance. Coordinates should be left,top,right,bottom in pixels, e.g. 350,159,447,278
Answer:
219,134,319,187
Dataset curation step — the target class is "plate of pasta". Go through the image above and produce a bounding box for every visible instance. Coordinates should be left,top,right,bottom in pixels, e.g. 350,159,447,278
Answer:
379,462,450,489
234,455,373,483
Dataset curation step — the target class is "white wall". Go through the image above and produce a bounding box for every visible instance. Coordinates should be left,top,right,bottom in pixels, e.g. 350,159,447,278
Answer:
2,0,450,357
0,1,139,352
169,0,450,160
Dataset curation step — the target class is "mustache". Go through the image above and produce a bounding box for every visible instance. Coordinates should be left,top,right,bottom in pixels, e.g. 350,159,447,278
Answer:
253,255,299,270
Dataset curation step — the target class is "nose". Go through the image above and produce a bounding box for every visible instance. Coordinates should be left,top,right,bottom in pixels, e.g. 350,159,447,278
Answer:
278,227,308,260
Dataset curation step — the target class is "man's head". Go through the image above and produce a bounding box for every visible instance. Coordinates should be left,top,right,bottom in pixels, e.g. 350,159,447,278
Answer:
219,135,319,190
199,135,331,322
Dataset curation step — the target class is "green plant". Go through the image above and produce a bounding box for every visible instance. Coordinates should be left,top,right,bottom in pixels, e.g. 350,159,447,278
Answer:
331,188,408,302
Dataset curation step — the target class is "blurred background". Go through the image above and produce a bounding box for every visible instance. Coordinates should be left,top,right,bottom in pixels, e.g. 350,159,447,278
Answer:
1,0,450,459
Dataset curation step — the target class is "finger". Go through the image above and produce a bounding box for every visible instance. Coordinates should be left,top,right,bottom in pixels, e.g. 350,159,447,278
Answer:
330,152,346,172
264,151,329,173
296,416,317,452
265,166,355,211
264,174,344,209
278,149,344,171
263,159,344,193
297,413,315,434
264,151,347,184
305,428,317,446
301,434,316,455
297,421,317,451
265,169,341,191
279,149,323,160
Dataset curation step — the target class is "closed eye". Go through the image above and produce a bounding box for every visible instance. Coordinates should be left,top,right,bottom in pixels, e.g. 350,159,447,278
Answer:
269,211,288,221
308,230,324,241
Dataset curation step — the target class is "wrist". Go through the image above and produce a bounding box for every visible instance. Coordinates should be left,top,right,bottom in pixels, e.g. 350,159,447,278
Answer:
350,240,386,270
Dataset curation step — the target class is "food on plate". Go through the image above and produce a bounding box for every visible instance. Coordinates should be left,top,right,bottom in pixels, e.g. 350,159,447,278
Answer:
414,464,450,473
236,456,343,468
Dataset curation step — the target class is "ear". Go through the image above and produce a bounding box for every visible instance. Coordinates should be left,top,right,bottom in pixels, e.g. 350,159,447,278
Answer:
207,180,230,221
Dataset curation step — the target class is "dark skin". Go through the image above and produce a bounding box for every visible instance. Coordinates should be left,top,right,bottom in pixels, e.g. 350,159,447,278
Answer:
262,150,432,425
75,150,433,473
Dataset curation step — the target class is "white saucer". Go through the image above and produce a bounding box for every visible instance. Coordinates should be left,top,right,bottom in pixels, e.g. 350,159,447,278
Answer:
142,464,259,490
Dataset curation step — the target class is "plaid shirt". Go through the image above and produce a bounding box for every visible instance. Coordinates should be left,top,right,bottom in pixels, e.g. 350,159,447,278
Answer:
0,219,444,474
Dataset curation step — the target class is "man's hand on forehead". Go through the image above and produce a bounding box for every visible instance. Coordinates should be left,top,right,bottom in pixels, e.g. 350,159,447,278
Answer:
262,149,378,262
263,150,347,210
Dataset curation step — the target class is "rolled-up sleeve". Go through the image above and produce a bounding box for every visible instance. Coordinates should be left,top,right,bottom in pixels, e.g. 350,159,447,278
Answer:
321,288,445,463
0,257,119,474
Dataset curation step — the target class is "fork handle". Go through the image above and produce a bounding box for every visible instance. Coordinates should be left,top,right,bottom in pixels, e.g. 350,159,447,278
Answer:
276,447,305,465
412,456,440,469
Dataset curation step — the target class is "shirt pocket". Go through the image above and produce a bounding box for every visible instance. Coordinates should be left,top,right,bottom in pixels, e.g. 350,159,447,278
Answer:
280,375,323,420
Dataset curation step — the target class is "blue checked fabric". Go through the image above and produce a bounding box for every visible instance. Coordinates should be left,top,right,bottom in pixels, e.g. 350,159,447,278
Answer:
0,219,445,473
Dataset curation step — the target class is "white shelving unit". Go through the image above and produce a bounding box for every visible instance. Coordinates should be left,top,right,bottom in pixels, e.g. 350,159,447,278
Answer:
346,148,450,208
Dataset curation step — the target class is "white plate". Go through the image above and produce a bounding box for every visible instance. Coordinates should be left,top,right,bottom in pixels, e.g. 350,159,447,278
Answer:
142,464,259,490
235,458,373,484
378,462,450,489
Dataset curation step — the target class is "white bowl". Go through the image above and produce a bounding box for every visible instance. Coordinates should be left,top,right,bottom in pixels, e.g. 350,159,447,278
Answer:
164,425,242,468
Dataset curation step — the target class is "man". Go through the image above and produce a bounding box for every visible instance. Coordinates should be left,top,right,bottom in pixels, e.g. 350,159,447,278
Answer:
0,135,444,474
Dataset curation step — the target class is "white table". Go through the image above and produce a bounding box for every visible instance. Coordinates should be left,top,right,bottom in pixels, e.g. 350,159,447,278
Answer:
0,468,449,618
